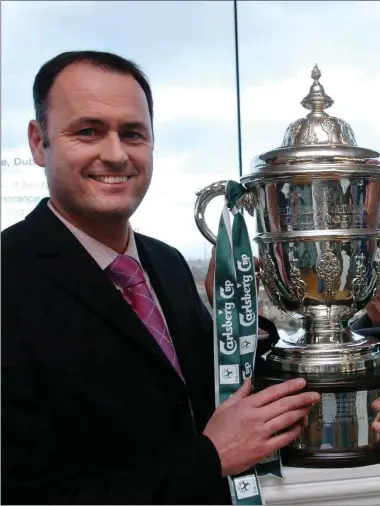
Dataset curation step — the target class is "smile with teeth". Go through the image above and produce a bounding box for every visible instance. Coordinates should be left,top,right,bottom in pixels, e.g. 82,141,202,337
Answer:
90,175,130,184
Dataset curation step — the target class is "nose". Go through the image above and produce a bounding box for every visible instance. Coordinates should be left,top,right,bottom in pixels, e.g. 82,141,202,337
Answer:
99,132,128,167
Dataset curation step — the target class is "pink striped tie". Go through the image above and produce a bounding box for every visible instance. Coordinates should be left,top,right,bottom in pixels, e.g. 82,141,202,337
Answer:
108,255,184,380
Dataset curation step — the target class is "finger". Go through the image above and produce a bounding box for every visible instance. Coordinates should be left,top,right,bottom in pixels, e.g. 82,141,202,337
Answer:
219,378,252,411
265,407,311,435
250,378,307,408
210,246,216,266
205,246,216,306
259,391,320,422
265,423,303,455
372,411,380,428
372,421,380,434
367,299,380,326
372,398,380,412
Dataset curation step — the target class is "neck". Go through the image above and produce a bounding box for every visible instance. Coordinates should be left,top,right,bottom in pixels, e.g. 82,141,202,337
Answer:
49,200,130,254
80,221,130,254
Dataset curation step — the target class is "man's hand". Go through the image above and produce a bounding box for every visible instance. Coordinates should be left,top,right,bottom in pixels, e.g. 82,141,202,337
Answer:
372,398,380,435
205,247,259,307
203,377,320,478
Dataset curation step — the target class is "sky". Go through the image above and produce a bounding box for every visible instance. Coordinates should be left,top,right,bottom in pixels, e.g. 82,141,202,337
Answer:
2,0,380,259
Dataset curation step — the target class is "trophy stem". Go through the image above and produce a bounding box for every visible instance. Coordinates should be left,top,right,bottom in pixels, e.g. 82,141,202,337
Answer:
302,314,350,345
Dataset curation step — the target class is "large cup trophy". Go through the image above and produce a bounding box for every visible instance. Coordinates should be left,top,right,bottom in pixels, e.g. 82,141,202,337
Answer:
195,66,380,467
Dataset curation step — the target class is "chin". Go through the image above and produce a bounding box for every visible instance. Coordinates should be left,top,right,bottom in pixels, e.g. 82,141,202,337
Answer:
95,206,133,218
93,201,138,219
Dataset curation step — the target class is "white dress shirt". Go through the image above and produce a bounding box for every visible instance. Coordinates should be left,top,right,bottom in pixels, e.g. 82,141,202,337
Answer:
47,200,168,323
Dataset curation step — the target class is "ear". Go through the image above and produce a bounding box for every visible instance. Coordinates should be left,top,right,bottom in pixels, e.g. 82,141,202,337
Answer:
28,120,46,167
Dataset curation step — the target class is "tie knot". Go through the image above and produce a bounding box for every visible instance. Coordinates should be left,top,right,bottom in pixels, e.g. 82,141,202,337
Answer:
108,255,146,289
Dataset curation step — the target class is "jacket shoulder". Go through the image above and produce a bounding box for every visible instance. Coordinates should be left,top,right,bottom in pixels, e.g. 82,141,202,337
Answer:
1,219,29,254
134,232,186,262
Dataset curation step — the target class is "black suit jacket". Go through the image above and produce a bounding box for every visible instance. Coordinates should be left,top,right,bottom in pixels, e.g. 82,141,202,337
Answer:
3,199,281,505
3,199,378,505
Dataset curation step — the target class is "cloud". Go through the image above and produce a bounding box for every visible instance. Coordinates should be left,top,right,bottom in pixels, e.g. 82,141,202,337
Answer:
2,0,380,257
4,64,378,167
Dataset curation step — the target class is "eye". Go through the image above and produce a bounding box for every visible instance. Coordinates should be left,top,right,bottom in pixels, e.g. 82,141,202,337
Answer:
120,130,144,140
77,128,97,136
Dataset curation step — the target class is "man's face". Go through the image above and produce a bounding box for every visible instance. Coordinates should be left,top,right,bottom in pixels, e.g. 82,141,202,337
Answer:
28,62,154,222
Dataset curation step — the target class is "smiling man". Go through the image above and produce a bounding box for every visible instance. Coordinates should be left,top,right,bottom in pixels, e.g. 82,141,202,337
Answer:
31,56,154,253
5,50,378,505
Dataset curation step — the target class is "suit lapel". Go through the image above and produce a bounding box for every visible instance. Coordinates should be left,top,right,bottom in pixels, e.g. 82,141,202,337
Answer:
24,200,181,376
135,234,197,385
135,234,181,340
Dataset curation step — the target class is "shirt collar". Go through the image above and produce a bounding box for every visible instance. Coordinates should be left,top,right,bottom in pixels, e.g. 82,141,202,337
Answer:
47,200,139,270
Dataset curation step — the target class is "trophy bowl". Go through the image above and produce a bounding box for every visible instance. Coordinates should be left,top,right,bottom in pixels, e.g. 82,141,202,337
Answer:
195,65,380,467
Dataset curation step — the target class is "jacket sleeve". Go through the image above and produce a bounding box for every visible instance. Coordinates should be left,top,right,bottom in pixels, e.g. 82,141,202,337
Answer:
350,313,380,338
2,331,224,505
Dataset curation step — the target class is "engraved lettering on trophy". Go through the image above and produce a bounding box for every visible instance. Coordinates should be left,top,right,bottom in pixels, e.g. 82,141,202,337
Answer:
316,244,342,304
351,252,367,311
319,393,359,424
265,203,364,232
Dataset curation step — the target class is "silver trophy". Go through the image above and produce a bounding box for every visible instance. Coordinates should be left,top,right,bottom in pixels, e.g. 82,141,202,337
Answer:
194,65,380,467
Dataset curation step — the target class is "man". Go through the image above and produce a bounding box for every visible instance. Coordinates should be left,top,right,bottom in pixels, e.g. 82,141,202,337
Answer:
0,50,375,505
1,50,320,505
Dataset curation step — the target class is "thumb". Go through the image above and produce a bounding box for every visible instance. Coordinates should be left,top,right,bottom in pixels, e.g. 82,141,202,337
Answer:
219,378,252,411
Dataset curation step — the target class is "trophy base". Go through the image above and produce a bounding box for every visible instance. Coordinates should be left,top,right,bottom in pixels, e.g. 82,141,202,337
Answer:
254,366,380,469
281,445,380,468
263,327,380,374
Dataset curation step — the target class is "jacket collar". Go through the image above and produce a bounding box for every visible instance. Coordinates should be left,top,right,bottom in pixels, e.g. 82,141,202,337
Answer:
23,199,185,384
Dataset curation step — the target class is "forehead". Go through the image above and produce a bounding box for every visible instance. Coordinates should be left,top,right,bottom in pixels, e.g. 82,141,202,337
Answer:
47,62,150,124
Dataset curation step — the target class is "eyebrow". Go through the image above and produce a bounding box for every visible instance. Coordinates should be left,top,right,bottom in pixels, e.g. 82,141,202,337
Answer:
69,117,150,133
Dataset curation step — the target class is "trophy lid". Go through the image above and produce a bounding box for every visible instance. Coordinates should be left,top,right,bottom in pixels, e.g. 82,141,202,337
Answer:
243,65,380,182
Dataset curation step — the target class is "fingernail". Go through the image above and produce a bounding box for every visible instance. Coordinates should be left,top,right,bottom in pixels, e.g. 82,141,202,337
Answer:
310,392,320,402
296,378,306,387
373,400,380,410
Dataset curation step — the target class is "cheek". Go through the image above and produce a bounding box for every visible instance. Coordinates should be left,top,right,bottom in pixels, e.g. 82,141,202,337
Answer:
44,150,86,193
64,145,97,173
130,151,153,182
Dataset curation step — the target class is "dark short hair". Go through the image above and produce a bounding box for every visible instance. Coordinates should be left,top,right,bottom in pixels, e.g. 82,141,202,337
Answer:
33,50,154,146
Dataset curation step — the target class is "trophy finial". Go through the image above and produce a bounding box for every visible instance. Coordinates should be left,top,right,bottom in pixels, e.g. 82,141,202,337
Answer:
281,64,357,147
311,64,321,82
300,64,333,112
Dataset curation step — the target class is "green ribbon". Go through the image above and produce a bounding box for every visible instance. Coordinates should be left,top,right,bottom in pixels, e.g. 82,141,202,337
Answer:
213,181,283,505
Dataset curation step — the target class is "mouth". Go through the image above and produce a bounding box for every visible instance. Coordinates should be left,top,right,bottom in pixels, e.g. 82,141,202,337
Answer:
89,175,131,184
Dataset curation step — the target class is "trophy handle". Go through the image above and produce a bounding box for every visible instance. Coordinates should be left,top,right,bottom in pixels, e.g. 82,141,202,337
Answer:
194,180,256,245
